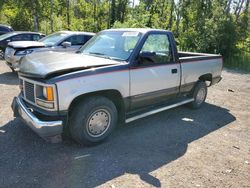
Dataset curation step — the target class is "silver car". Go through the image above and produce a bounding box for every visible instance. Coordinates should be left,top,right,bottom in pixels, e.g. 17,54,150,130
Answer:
4,31,95,71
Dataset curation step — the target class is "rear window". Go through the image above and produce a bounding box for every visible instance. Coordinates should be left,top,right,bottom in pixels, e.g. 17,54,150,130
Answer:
32,34,43,41
84,35,93,43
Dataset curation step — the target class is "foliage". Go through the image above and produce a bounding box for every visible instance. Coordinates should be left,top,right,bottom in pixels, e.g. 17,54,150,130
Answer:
0,0,249,70
225,51,250,71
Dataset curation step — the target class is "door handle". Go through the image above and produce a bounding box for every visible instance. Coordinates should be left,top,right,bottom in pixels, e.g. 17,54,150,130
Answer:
171,69,177,74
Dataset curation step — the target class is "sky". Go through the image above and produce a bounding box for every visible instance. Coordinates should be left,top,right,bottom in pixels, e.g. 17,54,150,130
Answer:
133,0,140,6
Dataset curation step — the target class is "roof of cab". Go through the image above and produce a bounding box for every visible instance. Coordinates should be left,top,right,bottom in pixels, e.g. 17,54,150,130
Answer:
102,28,170,33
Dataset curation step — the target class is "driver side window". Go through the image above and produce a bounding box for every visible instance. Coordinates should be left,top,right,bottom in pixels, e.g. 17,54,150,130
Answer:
139,34,172,65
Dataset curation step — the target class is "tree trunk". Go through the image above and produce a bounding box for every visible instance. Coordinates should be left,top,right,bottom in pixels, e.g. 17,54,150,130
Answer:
110,0,116,26
66,0,70,30
225,0,232,14
32,0,39,31
246,0,250,11
33,15,39,32
147,3,155,27
236,0,245,21
93,1,96,22
50,0,54,32
167,0,174,30
120,0,128,23
108,0,111,28
175,0,182,36
234,0,242,15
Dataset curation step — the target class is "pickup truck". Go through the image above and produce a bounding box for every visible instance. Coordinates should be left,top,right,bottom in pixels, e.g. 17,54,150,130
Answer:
11,28,223,145
4,31,94,71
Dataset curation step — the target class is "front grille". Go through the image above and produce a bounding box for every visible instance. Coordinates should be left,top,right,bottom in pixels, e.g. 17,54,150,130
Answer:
19,79,24,96
24,81,35,103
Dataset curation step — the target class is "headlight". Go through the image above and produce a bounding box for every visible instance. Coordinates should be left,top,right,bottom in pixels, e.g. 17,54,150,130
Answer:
15,50,33,56
43,87,47,99
36,86,55,109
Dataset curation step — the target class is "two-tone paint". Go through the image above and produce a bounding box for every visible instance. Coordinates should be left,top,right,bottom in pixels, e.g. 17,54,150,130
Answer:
13,28,223,139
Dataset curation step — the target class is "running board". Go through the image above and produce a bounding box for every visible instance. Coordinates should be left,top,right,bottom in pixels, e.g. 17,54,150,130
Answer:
125,98,194,123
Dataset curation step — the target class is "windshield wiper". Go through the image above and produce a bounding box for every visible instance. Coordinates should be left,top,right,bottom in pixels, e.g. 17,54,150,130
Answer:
88,52,106,56
86,52,125,61
107,56,124,61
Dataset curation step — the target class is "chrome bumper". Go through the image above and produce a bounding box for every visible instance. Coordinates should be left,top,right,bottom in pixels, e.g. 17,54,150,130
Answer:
12,96,63,138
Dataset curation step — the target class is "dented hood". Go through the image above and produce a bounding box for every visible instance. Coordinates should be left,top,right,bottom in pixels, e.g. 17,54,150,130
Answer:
19,51,121,78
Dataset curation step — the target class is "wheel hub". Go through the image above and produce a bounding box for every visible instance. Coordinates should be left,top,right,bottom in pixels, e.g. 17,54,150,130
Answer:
87,109,111,137
196,88,206,104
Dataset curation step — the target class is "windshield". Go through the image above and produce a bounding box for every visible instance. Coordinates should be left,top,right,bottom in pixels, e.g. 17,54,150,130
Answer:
79,31,142,61
39,32,68,46
0,32,16,40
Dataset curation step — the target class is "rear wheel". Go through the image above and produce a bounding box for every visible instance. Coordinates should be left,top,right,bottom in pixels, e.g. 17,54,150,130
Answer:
69,96,118,145
189,81,207,109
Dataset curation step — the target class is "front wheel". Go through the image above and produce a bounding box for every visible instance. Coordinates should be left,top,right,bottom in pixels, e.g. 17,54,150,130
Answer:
0,49,4,60
189,81,207,109
69,96,118,145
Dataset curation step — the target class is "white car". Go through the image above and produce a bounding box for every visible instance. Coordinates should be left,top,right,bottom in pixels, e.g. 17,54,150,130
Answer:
4,31,95,71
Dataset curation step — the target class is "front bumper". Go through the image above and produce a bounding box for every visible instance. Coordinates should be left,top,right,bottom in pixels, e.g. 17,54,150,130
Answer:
5,54,22,69
11,96,63,139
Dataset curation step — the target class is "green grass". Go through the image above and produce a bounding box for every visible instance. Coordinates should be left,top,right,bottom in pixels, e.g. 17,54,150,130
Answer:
224,52,250,72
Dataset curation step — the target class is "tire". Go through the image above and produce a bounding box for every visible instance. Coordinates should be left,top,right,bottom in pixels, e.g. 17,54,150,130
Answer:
0,49,3,60
189,81,207,109
69,96,118,145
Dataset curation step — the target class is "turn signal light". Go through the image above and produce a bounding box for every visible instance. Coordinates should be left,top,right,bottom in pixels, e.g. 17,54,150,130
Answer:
46,87,54,101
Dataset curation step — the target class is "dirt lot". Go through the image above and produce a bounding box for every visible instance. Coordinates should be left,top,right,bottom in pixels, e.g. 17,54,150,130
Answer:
0,60,249,188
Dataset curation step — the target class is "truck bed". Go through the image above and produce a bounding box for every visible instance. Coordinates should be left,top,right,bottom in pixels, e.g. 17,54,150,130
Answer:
178,51,222,62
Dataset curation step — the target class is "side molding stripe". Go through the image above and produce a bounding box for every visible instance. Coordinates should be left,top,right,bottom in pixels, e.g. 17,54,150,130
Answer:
126,98,194,123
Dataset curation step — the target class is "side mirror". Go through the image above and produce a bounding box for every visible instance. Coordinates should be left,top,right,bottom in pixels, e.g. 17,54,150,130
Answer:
139,51,156,59
138,51,156,64
62,41,71,48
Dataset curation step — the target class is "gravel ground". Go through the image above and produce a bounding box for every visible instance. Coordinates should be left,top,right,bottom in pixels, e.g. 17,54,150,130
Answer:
0,60,249,188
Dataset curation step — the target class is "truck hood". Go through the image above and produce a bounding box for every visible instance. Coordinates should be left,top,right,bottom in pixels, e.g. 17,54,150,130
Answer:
8,41,45,49
19,51,122,78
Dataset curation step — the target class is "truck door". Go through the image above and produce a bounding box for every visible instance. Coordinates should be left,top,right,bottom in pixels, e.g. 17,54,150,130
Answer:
130,33,181,109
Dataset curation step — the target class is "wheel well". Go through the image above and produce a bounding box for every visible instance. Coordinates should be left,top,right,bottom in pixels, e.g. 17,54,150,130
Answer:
199,73,212,86
69,90,126,123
